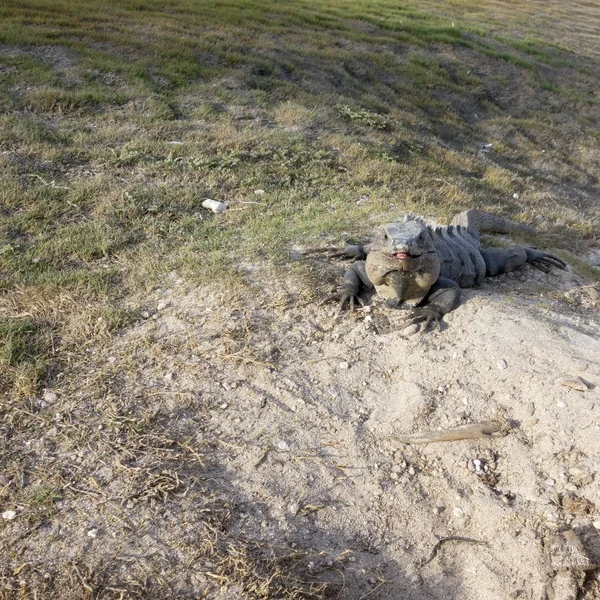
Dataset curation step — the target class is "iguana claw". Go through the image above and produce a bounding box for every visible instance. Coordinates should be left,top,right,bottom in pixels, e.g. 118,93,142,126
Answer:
321,290,365,316
403,306,444,331
525,248,566,272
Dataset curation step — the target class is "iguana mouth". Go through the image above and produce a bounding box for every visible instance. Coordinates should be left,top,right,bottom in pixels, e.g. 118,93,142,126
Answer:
389,252,421,260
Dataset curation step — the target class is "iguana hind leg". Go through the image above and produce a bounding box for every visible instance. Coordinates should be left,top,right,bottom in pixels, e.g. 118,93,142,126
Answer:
481,247,566,276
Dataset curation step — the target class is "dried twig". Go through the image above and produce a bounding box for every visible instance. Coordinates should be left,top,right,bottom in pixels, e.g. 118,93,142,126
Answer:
419,536,489,567
391,420,511,445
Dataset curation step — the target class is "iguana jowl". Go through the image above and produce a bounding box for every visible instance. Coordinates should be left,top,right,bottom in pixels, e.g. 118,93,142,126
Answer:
324,209,566,327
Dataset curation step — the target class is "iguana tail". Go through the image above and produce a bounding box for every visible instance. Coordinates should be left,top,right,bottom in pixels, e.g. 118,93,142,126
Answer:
450,209,535,240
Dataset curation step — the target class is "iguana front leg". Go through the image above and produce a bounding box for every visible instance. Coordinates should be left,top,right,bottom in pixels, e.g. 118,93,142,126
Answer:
304,244,367,261
402,277,461,330
322,260,374,314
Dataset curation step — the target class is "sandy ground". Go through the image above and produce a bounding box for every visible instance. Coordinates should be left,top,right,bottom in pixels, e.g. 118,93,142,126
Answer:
2,249,600,599
128,260,600,599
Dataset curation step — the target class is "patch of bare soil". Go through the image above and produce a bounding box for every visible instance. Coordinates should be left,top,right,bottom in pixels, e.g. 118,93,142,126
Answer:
2,253,599,599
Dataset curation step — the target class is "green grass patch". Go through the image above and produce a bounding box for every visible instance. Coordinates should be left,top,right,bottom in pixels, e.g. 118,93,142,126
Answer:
0,318,48,368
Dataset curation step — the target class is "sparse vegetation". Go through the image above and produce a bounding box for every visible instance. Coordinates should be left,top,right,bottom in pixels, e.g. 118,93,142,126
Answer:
1,0,599,597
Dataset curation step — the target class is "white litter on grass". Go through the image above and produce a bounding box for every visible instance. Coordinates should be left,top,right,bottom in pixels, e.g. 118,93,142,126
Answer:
202,199,227,214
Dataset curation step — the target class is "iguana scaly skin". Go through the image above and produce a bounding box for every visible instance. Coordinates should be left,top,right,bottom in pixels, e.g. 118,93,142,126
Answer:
323,209,566,328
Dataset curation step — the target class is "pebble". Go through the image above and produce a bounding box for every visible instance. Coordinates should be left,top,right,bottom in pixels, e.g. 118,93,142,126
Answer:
497,359,508,370
288,503,300,516
402,324,419,336
141,310,151,319
277,440,290,451
453,507,464,517
556,400,568,408
2,510,17,520
156,300,169,311
87,528,98,538
254,189,265,195
555,377,589,392
164,372,175,381
339,361,350,370
593,520,600,531
220,403,228,410
43,390,58,403
525,402,535,416
407,466,416,476
545,478,556,487
587,288,599,301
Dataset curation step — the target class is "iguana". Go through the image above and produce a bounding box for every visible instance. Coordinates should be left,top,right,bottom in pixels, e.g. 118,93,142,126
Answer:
318,209,566,328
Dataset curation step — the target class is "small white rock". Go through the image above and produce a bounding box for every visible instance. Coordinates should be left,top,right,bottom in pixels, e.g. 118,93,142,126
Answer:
545,478,556,486
43,390,58,403
2,510,17,520
555,377,589,392
453,507,464,517
339,361,350,370
593,520,600,531
220,402,228,410
156,300,169,311
556,400,568,408
497,359,508,370
87,528,98,538
288,503,300,515
164,372,175,381
202,199,227,214
277,440,290,451
402,324,420,336
512,193,519,200
254,189,265,195
141,310,151,319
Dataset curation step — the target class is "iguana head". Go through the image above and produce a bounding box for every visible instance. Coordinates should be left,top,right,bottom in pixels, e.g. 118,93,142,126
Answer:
365,216,441,307
369,217,437,270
